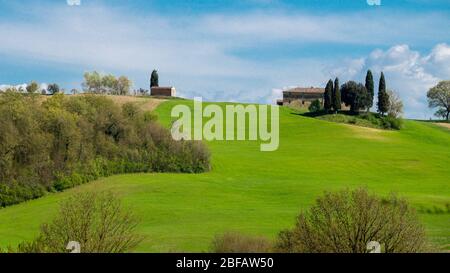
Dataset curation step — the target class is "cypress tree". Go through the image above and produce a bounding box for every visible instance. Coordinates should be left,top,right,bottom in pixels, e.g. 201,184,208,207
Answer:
377,72,389,116
332,77,341,113
365,70,374,111
324,79,333,112
150,70,159,88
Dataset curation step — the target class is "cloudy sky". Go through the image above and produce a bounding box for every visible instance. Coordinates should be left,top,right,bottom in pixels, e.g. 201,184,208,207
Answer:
0,0,449,118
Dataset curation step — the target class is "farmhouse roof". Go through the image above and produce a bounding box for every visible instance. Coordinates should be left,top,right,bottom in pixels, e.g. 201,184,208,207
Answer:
151,86,174,90
283,87,325,94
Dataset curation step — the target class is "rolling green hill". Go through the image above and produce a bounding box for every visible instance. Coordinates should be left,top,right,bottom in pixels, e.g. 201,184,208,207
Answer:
0,99,449,252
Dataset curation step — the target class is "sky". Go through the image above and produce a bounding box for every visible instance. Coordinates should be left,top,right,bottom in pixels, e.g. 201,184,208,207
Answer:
0,0,449,119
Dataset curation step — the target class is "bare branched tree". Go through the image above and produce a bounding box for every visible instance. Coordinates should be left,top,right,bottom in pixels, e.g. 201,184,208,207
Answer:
16,191,142,253
275,188,428,253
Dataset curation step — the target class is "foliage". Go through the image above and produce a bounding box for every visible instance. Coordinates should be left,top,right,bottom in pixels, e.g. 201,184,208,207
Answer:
0,100,448,252
137,88,149,96
324,80,333,112
365,70,374,110
0,93,210,207
332,77,341,113
275,188,428,253
341,81,370,113
377,72,390,115
83,71,132,95
210,232,272,253
26,81,39,94
387,89,404,118
150,70,159,88
427,80,450,120
434,109,448,120
308,99,322,113
14,191,142,253
316,112,402,130
47,83,60,95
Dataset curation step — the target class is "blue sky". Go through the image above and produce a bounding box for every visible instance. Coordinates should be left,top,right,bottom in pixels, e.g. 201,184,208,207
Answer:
0,0,449,118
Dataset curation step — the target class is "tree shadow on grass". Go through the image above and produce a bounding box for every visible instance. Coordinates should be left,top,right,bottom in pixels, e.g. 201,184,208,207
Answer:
292,110,360,118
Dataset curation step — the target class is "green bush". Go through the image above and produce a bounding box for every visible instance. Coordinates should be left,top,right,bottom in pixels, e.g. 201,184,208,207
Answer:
316,111,403,130
308,99,322,113
380,115,403,130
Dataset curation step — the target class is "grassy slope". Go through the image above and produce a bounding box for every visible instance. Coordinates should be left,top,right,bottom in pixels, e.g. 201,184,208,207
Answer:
0,99,449,252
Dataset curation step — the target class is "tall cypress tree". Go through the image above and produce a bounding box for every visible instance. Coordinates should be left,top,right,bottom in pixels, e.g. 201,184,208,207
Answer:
324,79,333,112
332,77,341,113
150,70,159,88
365,70,374,111
377,72,389,116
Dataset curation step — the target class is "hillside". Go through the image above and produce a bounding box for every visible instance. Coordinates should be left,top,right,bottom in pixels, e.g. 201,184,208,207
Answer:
0,99,449,252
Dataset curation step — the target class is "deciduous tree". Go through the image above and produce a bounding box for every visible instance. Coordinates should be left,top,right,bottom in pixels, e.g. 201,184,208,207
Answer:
427,80,450,120
16,192,143,253
26,81,39,94
47,83,60,95
341,81,369,113
275,188,427,253
387,89,404,118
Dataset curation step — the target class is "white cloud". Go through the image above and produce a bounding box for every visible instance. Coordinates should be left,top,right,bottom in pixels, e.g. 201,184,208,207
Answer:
0,83,27,91
0,83,48,92
423,43,450,79
326,44,450,119
198,11,449,46
0,3,448,118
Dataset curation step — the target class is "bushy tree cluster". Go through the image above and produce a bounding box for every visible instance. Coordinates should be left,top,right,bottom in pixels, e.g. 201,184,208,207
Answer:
341,81,370,113
0,92,210,207
83,71,132,95
339,71,390,115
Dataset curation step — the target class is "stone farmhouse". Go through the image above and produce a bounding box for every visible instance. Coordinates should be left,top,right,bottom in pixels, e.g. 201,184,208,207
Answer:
277,87,325,106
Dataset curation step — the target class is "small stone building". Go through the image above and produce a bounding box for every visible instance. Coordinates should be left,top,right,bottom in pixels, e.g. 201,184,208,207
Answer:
277,87,325,106
151,87,177,97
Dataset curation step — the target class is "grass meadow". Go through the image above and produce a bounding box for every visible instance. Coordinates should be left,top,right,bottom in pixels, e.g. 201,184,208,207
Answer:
0,99,448,252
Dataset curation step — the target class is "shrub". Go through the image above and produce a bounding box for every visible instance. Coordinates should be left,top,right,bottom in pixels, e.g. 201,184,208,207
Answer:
211,232,272,253
15,191,143,253
316,112,402,130
308,99,322,113
275,188,427,253
380,115,403,130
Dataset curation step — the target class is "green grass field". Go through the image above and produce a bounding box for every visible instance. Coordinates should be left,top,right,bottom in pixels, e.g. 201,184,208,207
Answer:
0,99,449,252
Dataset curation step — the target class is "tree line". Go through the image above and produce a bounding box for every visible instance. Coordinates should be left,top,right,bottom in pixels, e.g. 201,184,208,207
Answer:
0,92,210,207
323,71,394,116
